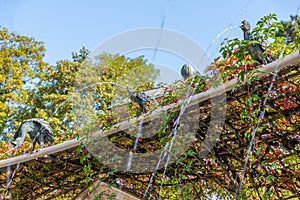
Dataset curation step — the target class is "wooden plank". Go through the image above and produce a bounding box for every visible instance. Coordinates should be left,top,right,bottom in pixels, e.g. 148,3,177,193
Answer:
75,181,140,200
0,139,80,169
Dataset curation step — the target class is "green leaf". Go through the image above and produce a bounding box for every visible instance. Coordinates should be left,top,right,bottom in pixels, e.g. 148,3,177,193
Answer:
266,175,276,181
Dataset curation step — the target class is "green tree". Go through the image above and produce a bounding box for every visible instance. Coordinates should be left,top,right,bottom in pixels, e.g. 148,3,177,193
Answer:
0,27,159,144
0,27,48,139
39,47,159,141
73,52,159,130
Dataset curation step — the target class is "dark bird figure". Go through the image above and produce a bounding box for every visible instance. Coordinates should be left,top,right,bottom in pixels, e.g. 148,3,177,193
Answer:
11,118,54,151
181,64,194,80
127,87,151,112
240,20,275,65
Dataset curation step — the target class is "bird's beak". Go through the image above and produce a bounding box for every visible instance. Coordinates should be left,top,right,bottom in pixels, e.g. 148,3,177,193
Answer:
10,141,17,146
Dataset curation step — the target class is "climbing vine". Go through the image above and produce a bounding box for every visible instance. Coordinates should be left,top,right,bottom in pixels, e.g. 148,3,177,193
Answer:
1,13,300,199
74,13,300,200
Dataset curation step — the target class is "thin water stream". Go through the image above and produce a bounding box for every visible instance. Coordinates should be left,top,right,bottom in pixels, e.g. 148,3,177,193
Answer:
142,24,240,199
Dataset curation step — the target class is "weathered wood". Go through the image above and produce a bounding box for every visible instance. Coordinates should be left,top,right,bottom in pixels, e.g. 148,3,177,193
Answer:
75,180,140,200
0,139,80,169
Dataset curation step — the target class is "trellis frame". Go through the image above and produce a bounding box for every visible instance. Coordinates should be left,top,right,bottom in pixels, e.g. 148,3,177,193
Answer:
0,50,299,199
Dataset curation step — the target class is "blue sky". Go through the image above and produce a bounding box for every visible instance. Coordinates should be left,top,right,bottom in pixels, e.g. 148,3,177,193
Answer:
1,0,299,82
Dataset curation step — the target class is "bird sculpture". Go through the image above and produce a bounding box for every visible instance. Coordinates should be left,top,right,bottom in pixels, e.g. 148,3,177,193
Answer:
11,118,54,151
240,20,275,65
127,87,151,112
181,64,194,80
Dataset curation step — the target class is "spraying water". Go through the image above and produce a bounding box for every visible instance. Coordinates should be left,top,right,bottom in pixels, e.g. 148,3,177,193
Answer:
142,23,241,198
143,142,169,198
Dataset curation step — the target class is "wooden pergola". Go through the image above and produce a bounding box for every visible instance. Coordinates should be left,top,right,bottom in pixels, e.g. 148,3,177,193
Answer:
0,51,299,199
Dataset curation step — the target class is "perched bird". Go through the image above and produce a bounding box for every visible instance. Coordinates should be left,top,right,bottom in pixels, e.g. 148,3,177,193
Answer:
240,20,275,65
181,64,194,80
11,118,54,151
127,87,151,112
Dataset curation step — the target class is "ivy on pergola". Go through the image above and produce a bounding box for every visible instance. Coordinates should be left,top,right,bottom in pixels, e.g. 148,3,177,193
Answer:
0,51,299,199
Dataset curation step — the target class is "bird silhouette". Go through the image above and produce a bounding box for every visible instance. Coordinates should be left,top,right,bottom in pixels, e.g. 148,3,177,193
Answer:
181,64,194,80
127,87,151,112
11,118,54,151
240,20,276,65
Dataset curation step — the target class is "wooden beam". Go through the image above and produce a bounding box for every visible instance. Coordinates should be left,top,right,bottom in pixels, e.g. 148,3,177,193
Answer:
0,139,80,169
0,50,299,170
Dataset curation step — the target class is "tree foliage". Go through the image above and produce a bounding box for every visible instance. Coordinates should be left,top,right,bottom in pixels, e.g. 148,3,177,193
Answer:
0,27,47,139
0,27,159,148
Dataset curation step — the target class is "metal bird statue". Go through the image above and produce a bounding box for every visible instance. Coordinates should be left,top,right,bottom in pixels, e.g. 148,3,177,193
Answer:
181,64,194,80
240,20,275,65
127,87,151,112
11,118,54,151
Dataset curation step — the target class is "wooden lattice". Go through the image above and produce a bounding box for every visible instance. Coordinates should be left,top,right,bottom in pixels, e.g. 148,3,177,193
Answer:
0,52,300,199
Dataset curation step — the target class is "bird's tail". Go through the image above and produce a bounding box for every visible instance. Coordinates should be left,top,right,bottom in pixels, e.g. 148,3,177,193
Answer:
44,131,55,143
